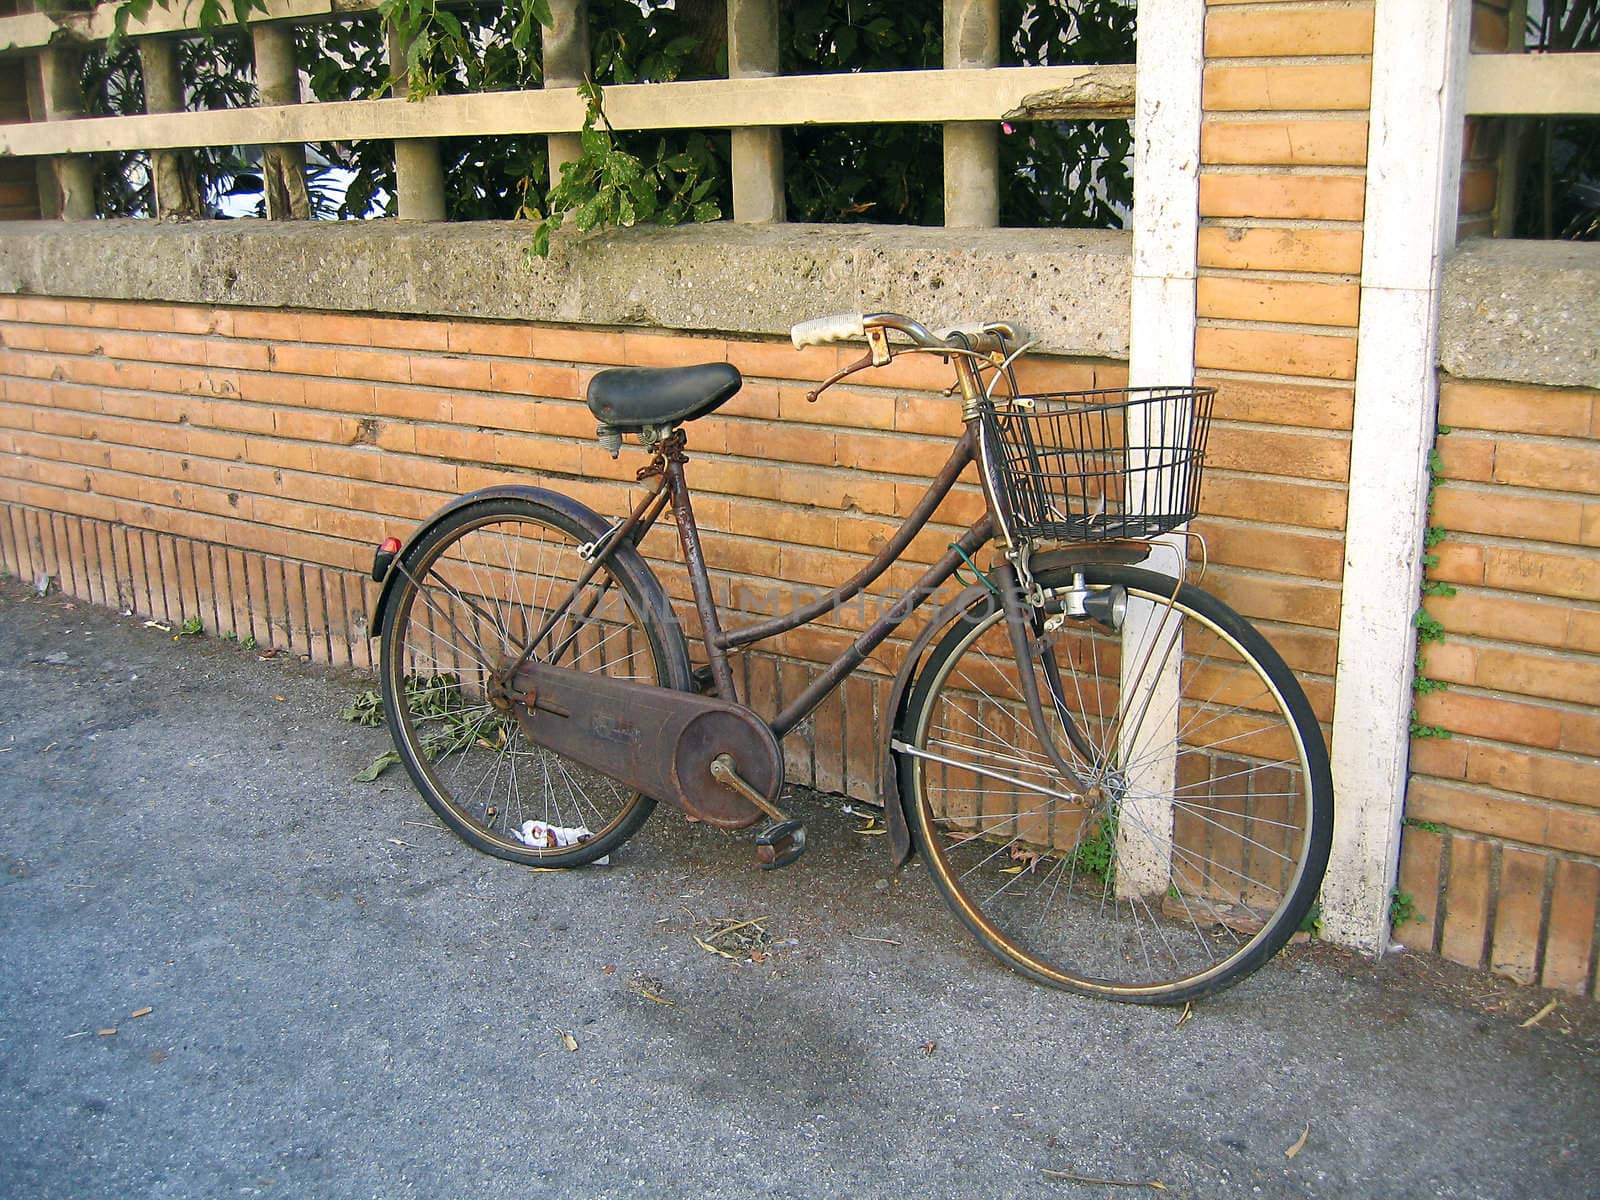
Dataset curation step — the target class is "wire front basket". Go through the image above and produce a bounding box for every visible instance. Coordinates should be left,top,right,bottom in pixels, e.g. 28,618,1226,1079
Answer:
982,385,1216,543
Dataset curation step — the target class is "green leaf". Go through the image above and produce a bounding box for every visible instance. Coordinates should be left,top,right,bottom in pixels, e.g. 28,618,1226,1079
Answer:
692,201,720,223
352,750,400,783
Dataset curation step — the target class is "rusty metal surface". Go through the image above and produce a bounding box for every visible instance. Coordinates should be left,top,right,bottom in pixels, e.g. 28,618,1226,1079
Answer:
509,658,780,830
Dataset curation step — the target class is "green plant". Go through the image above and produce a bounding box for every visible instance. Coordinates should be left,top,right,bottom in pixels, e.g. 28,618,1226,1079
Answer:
1403,817,1446,834
349,673,515,781
1069,812,1116,881
178,616,204,637
528,80,722,257
1411,433,1455,740
339,689,385,727
1389,889,1422,931
1298,901,1323,939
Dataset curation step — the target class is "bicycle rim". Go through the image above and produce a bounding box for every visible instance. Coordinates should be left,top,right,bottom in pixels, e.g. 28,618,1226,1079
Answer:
381,499,673,865
900,565,1332,1003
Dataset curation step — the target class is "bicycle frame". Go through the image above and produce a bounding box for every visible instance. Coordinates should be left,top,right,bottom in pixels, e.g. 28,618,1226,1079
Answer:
539,425,995,743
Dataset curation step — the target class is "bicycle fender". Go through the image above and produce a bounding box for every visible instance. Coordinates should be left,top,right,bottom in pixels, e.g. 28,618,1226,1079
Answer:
879,582,999,867
368,485,658,638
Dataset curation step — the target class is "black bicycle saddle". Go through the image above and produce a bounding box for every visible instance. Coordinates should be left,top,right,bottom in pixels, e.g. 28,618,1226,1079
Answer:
586,363,742,429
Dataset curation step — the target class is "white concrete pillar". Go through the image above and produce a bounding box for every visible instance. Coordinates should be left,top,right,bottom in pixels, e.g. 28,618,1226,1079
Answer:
384,23,447,220
943,0,999,228
729,0,784,223
1119,0,1204,897
35,45,96,220
544,0,589,189
138,37,201,218
1324,1,1472,951
251,24,310,219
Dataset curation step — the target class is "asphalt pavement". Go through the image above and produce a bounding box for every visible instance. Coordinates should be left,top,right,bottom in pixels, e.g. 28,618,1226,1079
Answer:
1,578,1596,1200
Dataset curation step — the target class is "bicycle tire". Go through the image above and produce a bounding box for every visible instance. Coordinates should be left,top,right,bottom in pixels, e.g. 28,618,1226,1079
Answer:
898,564,1332,1003
379,495,690,866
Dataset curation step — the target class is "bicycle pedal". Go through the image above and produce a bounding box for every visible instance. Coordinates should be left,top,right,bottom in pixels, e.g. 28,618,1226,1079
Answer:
754,820,807,870
691,665,716,694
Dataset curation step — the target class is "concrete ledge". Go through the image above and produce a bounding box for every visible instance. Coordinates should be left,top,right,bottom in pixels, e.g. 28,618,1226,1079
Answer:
1440,238,1600,389
0,219,1132,359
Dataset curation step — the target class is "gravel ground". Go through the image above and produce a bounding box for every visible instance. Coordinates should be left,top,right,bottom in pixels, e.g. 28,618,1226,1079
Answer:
1,578,1596,1200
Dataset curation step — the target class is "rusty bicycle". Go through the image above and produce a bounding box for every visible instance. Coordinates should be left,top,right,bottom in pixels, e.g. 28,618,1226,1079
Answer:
366,312,1333,1003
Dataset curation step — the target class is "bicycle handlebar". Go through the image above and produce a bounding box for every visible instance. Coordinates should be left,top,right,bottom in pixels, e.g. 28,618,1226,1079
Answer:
790,311,1026,356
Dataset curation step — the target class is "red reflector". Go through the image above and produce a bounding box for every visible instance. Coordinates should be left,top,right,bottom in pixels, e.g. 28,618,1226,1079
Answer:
380,536,402,554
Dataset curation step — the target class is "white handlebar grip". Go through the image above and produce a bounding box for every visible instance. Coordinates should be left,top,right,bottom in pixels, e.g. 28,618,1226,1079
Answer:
791,313,867,350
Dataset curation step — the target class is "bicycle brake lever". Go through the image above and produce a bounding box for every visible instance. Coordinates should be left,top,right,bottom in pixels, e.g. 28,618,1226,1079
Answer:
805,350,876,403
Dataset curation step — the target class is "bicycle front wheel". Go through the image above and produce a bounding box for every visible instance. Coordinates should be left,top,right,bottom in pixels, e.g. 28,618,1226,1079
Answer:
899,565,1332,1003
379,495,689,866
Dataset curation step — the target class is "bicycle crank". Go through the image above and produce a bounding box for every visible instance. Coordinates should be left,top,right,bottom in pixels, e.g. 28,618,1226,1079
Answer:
710,754,808,870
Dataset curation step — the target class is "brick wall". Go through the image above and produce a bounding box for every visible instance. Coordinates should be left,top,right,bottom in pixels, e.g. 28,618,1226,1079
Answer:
0,293,1123,799
1398,376,1600,996
1194,0,1370,737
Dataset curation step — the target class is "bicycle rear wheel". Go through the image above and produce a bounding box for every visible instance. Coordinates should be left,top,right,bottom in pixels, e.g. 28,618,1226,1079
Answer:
898,564,1332,1003
379,495,689,866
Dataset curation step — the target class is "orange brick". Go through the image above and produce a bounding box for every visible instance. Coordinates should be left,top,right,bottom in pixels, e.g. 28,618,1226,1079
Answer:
1427,543,1485,588
725,339,842,386
1195,326,1358,380
453,393,538,434
374,385,449,422
835,431,947,478
409,356,494,391
1199,226,1363,275
1202,120,1368,167
488,361,580,400
1439,834,1492,969
1415,689,1561,749
274,410,362,444
1491,441,1600,496
1189,518,1344,581
1439,380,1596,437
1472,647,1599,706
1204,423,1350,481
1204,62,1374,111
1205,7,1374,58
623,330,730,369
1203,567,1343,634
234,311,305,342
530,325,628,367
1547,807,1600,858
1561,709,1600,757
335,348,413,385
1483,546,1600,603
1409,735,1468,780
1465,744,1600,810
446,321,534,358
1542,858,1599,993
1197,276,1360,328
1202,473,1347,530
1490,847,1548,984
1432,486,1584,545
1200,173,1366,222
269,344,341,377
1570,610,1600,654
365,316,449,352
1201,376,1354,429
205,340,272,371
298,313,371,346
1432,437,1496,481
778,381,897,432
